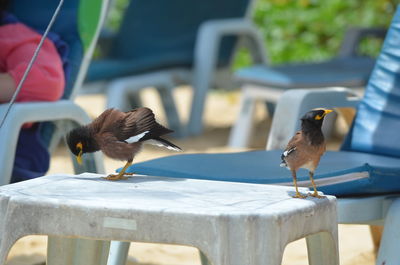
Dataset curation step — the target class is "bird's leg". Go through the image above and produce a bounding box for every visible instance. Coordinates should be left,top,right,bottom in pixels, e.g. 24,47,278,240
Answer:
308,171,324,198
103,160,133,181
121,158,136,175
291,170,306,199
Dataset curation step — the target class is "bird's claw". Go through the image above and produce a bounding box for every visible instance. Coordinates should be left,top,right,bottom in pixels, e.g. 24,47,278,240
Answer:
292,192,307,199
102,174,129,181
308,192,325,199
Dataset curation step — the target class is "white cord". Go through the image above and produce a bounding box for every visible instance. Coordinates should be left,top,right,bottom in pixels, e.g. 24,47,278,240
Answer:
0,0,64,129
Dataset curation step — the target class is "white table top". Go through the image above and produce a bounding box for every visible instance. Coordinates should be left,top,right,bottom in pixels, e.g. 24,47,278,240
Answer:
0,173,334,216
0,173,338,265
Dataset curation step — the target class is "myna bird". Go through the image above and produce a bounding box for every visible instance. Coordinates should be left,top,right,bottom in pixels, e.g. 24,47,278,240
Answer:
280,108,333,198
66,107,181,180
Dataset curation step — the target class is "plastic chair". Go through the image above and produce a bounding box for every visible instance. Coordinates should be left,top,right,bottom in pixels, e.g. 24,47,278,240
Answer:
125,6,400,263
0,0,108,185
83,0,267,136
229,26,386,148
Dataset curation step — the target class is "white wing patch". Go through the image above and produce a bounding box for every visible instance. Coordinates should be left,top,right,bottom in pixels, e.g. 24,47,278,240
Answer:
280,147,296,169
126,131,149,143
283,147,296,157
145,139,181,151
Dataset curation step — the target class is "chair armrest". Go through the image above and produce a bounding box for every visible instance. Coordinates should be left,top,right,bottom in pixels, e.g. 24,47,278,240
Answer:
0,101,101,184
187,18,268,135
194,18,268,70
0,100,92,126
338,27,387,58
266,88,360,150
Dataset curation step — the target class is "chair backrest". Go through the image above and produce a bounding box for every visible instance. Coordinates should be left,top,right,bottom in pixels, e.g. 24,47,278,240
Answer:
341,6,400,158
108,0,251,68
9,0,106,99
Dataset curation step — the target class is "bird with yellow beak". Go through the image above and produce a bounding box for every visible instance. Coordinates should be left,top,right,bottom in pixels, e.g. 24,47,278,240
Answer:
280,108,333,198
66,107,181,180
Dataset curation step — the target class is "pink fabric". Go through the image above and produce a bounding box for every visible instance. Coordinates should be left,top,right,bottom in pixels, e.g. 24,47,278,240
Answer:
0,22,65,102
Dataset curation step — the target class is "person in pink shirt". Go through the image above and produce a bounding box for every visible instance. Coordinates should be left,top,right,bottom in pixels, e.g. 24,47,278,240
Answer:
0,9,64,103
1,0,66,182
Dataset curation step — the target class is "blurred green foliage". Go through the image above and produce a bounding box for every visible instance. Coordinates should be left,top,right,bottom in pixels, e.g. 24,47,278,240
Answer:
106,0,399,67
247,0,398,65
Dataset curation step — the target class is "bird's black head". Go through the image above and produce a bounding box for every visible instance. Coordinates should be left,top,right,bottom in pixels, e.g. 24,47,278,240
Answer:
301,108,333,128
300,108,333,145
66,126,99,164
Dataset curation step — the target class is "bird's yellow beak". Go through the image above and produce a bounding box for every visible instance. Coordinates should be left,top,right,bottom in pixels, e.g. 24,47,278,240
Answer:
76,142,83,165
315,109,333,120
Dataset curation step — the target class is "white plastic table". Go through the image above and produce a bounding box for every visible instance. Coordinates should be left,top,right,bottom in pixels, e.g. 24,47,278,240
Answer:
0,173,338,265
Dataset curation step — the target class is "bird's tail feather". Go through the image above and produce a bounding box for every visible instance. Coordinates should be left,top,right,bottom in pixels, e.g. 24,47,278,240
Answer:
146,137,182,151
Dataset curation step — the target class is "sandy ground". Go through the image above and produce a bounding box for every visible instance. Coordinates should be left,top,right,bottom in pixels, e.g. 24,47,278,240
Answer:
6,87,375,265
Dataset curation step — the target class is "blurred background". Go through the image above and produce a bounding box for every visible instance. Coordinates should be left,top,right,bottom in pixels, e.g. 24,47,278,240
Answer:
6,0,400,264
105,0,396,67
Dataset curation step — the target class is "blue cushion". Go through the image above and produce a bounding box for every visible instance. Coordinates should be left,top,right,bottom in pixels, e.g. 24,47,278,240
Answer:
126,150,400,197
345,7,400,158
236,57,375,88
87,54,192,82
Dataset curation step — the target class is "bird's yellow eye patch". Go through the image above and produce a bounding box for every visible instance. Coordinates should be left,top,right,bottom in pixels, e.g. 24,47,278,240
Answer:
76,142,83,150
76,142,83,165
315,109,333,120
315,115,323,120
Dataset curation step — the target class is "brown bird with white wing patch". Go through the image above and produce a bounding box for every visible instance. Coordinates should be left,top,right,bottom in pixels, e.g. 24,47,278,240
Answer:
280,108,333,198
66,107,181,180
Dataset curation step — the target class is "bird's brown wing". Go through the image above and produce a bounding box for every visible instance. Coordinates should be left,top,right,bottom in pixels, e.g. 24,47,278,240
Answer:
114,107,173,141
285,131,302,153
89,109,120,133
280,131,302,166
89,108,123,133
94,131,142,161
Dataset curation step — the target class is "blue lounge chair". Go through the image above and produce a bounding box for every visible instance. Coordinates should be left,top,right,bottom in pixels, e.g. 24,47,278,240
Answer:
0,0,108,184
125,6,400,263
229,26,386,148
84,0,267,136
